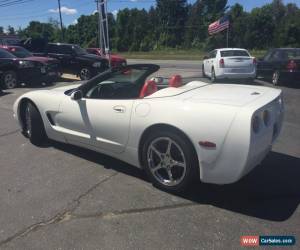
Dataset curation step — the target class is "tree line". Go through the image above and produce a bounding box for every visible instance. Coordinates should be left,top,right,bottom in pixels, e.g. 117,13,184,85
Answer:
1,0,299,51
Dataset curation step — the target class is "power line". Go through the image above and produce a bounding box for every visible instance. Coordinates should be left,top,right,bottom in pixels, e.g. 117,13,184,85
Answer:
0,0,34,7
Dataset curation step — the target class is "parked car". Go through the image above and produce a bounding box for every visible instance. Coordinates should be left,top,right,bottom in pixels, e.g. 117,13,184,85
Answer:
1,45,61,79
13,64,283,193
86,48,127,68
202,48,257,82
257,48,300,85
31,43,109,80
0,48,57,89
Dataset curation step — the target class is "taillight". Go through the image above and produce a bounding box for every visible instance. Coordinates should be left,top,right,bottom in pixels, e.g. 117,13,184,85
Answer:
287,60,297,71
253,58,257,65
252,115,261,134
219,58,224,68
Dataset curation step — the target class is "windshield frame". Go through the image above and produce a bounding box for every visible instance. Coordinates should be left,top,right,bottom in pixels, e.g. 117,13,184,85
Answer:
76,64,160,99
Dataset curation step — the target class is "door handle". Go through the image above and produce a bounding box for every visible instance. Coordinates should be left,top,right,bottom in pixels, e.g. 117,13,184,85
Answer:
113,106,125,113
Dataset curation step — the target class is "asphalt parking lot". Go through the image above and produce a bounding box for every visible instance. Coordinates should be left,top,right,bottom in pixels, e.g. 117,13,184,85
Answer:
0,59,299,249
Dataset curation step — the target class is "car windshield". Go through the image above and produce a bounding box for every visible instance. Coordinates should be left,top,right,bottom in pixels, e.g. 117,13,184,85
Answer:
73,45,87,55
221,50,250,57
8,47,32,58
0,48,16,59
78,64,160,99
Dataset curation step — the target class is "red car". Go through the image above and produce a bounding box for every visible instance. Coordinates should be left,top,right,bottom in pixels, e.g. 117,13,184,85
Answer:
86,48,127,68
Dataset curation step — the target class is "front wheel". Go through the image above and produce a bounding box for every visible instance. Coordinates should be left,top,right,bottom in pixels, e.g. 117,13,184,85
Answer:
24,102,47,146
142,130,198,193
79,67,92,80
2,71,18,89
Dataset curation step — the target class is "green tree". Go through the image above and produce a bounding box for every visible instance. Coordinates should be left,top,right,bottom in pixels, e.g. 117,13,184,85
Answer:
156,0,188,48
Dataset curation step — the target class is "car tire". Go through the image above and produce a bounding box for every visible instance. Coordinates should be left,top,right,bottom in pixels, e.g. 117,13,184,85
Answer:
2,70,18,89
202,65,206,78
272,71,281,86
24,102,47,146
141,129,198,193
79,67,92,80
211,68,217,83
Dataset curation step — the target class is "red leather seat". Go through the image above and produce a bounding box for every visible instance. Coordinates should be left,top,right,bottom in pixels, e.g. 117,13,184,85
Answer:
169,75,183,88
139,80,158,98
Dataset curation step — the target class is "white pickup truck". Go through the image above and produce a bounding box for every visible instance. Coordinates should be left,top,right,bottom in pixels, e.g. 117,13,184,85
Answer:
202,48,257,82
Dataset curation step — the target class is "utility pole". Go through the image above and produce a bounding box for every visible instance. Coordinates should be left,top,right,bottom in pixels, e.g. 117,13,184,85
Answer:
58,0,64,41
96,0,111,67
96,0,103,51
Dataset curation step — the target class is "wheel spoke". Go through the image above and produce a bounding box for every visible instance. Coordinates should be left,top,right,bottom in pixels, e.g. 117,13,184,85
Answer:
151,145,163,160
165,139,172,155
167,169,174,182
171,160,185,168
151,164,163,173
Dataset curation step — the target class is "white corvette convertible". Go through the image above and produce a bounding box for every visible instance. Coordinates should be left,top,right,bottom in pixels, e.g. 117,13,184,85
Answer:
13,64,284,193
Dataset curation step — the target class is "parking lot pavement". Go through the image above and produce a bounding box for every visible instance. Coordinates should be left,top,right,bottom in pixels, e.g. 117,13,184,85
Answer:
0,61,299,249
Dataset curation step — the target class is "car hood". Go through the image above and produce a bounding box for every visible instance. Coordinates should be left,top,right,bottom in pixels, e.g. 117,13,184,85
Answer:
149,81,277,107
78,53,106,61
25,56,58,64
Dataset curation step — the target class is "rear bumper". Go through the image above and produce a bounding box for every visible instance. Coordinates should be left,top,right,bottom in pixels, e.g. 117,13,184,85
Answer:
18,67,59,84
280,71,300,81
199,93,283,185
217,71,256,79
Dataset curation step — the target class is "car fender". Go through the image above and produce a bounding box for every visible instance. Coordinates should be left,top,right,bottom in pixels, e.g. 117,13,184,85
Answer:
126,97,239,171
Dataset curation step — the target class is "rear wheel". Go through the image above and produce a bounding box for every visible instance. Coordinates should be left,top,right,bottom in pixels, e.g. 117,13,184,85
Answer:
211,68,217,83
24,102,47,146
142,129,198,193
202,64,206,78
2,71,17,89
272,71,282,86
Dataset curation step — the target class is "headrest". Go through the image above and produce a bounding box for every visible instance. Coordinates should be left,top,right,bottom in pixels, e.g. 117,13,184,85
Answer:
169,75,183,88
139,80,158,98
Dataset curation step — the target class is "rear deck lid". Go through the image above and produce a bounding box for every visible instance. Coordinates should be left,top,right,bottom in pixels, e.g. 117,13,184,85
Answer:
186,84,271,107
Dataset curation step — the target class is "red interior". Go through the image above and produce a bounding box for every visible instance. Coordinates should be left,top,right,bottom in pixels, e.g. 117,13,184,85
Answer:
139,80,158,98
168,75,183,88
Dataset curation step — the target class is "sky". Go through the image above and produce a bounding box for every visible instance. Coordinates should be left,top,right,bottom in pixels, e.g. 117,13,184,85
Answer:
0,0,299,30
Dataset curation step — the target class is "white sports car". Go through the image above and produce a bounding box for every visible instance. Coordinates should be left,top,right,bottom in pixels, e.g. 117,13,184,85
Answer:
13,64,284,193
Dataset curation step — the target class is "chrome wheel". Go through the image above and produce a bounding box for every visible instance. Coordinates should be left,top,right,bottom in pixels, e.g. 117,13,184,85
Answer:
4,72,17,89
147,137,187,187
272,71,279,85
80,68,91,80
25,105,32,138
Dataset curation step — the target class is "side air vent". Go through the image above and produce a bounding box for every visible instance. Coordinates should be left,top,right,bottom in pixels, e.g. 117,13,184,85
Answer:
46,112,55,126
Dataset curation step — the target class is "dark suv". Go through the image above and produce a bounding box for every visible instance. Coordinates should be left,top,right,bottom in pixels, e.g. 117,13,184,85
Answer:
32,43,109,80
0,48,58,89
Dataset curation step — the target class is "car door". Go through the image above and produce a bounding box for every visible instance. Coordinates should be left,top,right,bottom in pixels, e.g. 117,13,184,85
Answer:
204,51,212,76
205,50,217,76
47,45,74,73
257,50,275,78
56,96,134,154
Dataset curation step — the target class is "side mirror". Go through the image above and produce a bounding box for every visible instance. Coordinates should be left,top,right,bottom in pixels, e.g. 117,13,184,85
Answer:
203,56,209,60
70,90,83,101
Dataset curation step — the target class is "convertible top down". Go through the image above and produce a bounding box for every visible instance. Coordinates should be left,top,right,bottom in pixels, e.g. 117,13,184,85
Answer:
13,64,284,193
